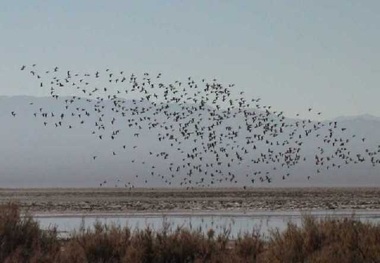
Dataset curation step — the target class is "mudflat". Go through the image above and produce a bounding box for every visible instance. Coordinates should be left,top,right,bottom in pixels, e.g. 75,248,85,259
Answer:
0,188,379,214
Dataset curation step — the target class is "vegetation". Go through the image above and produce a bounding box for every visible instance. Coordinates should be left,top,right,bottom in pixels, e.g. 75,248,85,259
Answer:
1,203,380,262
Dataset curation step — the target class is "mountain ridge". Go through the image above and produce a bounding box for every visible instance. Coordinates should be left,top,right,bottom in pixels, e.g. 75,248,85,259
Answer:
1,95,380,188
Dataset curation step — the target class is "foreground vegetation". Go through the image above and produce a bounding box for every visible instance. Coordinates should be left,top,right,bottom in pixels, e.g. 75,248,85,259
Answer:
1,203,380,262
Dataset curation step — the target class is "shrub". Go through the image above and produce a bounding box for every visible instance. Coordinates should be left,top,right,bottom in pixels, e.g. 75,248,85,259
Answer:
0,202,60,263
1,202,380,262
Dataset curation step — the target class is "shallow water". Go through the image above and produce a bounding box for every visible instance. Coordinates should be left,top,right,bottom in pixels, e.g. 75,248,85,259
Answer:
34,210,380,239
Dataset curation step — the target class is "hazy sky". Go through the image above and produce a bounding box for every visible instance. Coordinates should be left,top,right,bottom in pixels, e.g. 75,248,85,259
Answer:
1,1,379,120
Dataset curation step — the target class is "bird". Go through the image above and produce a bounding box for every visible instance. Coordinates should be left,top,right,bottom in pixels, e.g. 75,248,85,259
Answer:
18,65,380,189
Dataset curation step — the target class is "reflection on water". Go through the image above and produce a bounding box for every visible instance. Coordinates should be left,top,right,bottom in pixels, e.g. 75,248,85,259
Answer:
34,210,380,239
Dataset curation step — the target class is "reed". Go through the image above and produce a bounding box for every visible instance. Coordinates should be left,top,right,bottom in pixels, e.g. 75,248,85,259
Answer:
1,202,380,262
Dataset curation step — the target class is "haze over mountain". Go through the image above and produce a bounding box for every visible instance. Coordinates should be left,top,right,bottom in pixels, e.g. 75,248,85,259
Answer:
2,95,380,188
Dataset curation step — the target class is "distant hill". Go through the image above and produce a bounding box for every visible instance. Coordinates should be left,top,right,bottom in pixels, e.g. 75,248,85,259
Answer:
1,96,380,188
333,114,380,122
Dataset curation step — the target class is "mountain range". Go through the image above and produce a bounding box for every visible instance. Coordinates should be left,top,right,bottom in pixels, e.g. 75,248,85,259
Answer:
1,95,380,188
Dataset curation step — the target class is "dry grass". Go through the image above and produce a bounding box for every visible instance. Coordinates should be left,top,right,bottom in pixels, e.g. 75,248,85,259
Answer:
1,202,380,262
0,203,60,263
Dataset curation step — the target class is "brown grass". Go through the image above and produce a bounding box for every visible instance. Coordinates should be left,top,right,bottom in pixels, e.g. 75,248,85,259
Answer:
0,203,60,263
1,202,380,262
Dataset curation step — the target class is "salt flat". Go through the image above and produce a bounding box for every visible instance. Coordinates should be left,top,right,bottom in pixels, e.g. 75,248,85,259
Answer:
1,187,380,214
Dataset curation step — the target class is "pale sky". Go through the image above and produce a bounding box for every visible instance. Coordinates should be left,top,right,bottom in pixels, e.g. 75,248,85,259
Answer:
1,1,379,120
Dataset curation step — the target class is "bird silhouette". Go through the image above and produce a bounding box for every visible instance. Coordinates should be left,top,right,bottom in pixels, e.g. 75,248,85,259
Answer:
17,64,380,189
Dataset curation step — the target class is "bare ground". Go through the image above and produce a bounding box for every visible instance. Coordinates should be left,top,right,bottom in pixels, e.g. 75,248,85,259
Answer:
0,187,380,214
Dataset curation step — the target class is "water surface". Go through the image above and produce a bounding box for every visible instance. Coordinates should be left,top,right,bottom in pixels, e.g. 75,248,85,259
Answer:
34,210,380,239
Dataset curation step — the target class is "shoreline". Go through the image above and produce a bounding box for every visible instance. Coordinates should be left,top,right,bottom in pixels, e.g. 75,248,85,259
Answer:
4,187,380,214
29,209,380,218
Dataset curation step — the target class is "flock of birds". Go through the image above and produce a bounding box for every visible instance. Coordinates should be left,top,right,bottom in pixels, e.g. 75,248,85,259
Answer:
12,64,380,189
